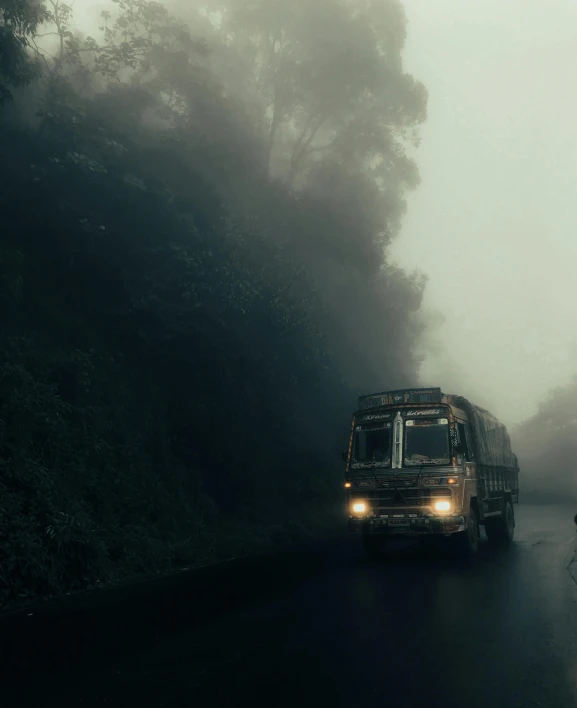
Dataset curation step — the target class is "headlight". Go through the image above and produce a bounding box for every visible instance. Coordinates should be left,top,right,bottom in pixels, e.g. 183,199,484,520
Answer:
434,500,451,512
352,502,367,514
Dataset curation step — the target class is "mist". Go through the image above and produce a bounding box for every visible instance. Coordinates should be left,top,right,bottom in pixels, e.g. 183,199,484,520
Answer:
43,0,577,432
3,4,577,701
3,0,577,607
390,0,577,429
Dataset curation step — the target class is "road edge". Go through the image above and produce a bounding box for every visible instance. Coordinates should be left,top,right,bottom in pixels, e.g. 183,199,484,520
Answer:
0,533,346,677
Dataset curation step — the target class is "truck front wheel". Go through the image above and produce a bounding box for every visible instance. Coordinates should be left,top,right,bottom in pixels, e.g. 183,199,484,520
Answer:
454,505,479,557
362,532,387,560
485,500,515,544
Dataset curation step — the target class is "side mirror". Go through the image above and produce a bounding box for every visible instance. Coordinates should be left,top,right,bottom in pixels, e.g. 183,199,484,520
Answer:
573,514,577,526
341,451,348,462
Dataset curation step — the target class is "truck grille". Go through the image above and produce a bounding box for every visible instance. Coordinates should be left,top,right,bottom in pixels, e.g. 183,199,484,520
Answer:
351,487,451,507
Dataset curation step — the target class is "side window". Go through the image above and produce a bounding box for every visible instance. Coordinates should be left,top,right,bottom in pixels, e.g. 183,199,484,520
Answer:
457,422,474,461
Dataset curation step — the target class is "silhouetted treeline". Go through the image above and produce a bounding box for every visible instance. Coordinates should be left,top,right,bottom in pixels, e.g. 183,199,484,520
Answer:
0,0,427,605
511,378,577,503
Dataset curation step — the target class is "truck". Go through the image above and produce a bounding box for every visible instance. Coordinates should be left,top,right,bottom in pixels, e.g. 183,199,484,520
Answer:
343,387,520,557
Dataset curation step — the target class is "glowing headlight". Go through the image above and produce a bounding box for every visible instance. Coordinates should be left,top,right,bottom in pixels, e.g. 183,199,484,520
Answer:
352,502,367,514
434,500,451,512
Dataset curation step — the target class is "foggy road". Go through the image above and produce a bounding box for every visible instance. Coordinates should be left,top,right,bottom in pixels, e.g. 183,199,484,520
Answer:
7,505,577,708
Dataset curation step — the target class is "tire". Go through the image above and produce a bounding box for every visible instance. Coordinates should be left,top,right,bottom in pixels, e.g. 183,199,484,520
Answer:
485,500,515,544
362,532,387,559
454,505,479,557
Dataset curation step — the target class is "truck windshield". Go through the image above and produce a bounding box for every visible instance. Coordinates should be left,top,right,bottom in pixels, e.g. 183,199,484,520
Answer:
404,419,450,466
352,423,391,467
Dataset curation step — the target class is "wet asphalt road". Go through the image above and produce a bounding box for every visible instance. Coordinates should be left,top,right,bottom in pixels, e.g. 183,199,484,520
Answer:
7,505,577,707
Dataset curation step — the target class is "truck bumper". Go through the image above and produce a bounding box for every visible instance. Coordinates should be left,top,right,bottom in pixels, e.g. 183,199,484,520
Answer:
349,515,466,536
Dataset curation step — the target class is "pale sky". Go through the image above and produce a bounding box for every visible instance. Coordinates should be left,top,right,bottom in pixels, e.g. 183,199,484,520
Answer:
71,0,577,427
390,0,577,426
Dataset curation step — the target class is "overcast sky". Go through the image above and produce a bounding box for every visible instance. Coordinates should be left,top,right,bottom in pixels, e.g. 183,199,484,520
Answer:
390,0,577,426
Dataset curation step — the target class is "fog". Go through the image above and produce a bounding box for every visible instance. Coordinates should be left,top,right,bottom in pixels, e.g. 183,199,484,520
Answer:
68,0,577,429
390,0,577,427
2,0,577,612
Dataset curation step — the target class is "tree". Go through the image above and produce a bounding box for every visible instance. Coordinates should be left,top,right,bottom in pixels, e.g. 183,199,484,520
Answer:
195,0,426,197
0,0,50,103
511,377,577,501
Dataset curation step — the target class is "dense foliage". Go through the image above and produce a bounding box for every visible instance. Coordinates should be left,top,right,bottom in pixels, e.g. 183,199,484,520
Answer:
0,0,427,606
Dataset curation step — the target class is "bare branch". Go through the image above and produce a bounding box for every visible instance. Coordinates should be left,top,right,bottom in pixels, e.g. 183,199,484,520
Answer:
29,37,53,71
289,109,332,180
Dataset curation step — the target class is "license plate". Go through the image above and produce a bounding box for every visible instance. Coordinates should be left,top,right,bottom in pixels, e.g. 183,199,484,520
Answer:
389,519,409,526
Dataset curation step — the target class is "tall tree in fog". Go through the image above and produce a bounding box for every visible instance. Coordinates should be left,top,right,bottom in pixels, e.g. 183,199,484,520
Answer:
187,0,429,387
197,0,427,237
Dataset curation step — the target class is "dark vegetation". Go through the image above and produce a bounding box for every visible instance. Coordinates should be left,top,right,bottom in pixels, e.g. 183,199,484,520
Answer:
511,378,577,503
0,0,428,607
